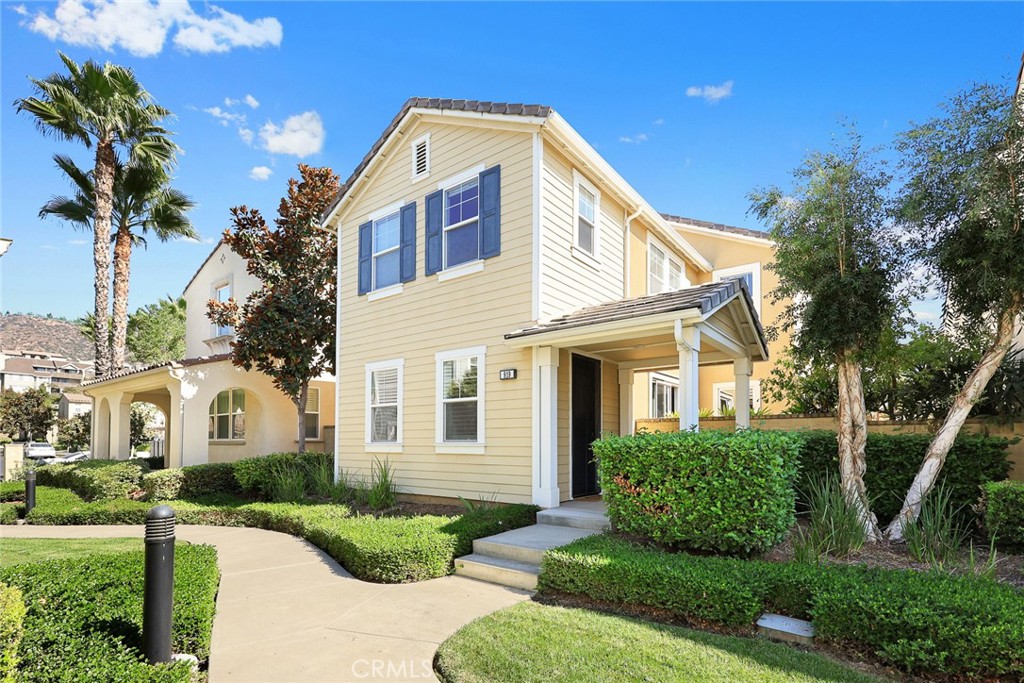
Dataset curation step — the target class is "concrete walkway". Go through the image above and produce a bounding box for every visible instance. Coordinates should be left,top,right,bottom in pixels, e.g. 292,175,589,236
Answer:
1,524,531,682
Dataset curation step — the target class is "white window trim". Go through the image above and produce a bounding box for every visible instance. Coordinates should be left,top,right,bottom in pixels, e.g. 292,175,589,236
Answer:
436,259,484,282
305,386,321,440
439,166,485,272
646,233,689,295
712,380,762,416
649,372,679,418
572,169,601,261
713,262,762,316
368,202,404,293
210,276,234,338
411,132,431,182
367,283,403,302
435,345,486,452
365,358,405,449
437,164,485,191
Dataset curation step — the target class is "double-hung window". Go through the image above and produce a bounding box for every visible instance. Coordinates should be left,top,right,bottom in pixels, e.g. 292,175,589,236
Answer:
366,360,403,447
573,171,600,260
372,211,401,290
213,282,233,337
650,375,678,418
436,347,485,449
648,238,687,294
443,178,480,269
304,387,320,440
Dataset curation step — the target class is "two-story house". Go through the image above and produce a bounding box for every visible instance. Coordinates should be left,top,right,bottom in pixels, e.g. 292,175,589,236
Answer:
81,241,336,466
324,99,768,509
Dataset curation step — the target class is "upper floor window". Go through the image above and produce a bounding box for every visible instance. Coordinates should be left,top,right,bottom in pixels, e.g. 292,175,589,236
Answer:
648,238,687,295
213,282,233,337
372,211,401,290
713,263,762,316
209,388,245,441
573,171,600,260
444,178,480,269
411,133,430,180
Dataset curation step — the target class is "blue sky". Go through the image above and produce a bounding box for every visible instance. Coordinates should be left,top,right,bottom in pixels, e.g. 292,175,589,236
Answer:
1,1,1021,322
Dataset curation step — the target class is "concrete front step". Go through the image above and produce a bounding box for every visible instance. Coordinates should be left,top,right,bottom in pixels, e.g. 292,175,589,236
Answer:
473,524,597,565
455,554,541,591
536,503,611,531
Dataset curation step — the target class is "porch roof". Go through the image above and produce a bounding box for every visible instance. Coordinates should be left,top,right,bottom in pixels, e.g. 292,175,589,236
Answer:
81,353,232,389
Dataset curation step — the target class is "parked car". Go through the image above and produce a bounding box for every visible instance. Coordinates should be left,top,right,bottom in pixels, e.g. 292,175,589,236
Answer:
23,442,57,462
52,451,89,464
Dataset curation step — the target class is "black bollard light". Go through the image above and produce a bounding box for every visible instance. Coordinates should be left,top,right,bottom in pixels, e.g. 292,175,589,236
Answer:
24,470,36,514
143,504,175,664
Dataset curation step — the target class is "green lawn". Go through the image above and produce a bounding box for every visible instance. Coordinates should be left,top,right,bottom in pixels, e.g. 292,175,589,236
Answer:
0,537,141,567
435,602,888,683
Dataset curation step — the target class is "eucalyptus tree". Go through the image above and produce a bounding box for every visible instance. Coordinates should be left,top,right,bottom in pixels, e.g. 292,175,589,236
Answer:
887,83,1024,540
750,130,908,541
40,154,195,371
16,52,178,376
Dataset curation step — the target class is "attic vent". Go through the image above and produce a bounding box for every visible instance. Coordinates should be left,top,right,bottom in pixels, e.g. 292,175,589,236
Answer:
411,134,430,179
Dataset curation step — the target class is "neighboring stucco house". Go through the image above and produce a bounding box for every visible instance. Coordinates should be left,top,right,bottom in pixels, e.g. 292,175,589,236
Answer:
57,392,92,420
324,98,769,508
0,353,93,394
82,241,336,466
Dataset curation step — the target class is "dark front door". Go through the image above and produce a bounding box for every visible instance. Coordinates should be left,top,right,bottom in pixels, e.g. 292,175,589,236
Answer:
571,354,601,497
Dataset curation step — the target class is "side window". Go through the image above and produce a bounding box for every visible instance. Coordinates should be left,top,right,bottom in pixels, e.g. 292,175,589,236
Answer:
713,263,762,315
305,387,320,440
648,237,688,294
573,170,600,260
212,282,232,337
209,389,245,441
372,211,401,290
366,360,403,445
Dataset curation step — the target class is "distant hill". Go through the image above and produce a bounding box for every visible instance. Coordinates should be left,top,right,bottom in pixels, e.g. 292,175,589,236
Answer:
0,314,93,361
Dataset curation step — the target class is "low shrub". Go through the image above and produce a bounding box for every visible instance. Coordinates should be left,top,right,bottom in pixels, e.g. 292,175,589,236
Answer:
233,452,332,500
0,483,22,503
35,460,145,500
540,534,1024,678
0,507,15,525
0,583,25,683
796,431,1011,525
143,463,240,501
23,486,538,584
595,430,800,554
0,545,218,682
981,480,1024,546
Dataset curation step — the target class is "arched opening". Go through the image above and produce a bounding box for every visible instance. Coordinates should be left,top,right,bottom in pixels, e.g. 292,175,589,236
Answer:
209,388,247,442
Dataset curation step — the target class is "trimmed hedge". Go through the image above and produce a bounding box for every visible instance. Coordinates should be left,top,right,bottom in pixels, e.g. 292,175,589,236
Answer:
35,460,146,500
0,545,218,682
796,431,1011,524
981,480,1024,546
0,507,15,526
595,430,800,554
143,462,241,500
0,583,24,683
540,534,1024,678
24,487,539,584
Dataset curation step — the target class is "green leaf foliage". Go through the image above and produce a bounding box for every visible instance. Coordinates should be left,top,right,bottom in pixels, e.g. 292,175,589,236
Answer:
595,430,800,555
0,546,218,682
55,411,91,452
796,431,1011,525
0,583,24,683
35,460,146,500
126,297,187,364
0,388,56,443
980,480,1024,547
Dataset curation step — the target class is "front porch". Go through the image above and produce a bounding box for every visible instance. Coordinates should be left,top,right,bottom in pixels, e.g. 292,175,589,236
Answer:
505,280,768,509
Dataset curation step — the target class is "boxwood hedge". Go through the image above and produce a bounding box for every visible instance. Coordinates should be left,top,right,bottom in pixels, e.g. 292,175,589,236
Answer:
0,583,24,683
35,460,146,500
595,430,800,554
0,545,218,683
143,462,241,500
540,534,1024,678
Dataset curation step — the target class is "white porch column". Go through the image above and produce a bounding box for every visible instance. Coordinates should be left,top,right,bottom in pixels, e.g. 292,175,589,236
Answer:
618,368,634,436
166,382,184,469
533,346,561,508
107,392,132,460
734,356,752,429
675,322,701,431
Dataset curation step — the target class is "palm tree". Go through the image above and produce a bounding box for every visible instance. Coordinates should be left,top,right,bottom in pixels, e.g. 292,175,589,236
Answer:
16,52,178,377
41,154,196,371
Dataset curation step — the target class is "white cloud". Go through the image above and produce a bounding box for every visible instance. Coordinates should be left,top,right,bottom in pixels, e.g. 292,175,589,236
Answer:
238,127,254,145
619,133,649,144
203,106,246,126
249,165,272,181
20,0,282,58
177,235,217,245
653,118,664,126
686,80,734,104
913,310,939,322
244,94,260,109
10,4,29,17
224,97,239,107
259,111,324,158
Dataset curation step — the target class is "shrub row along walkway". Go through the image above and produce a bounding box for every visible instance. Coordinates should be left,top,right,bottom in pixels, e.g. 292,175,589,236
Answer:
1,524,531,682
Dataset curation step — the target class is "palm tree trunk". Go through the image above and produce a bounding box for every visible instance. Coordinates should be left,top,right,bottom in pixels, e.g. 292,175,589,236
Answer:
886,302,1020,541
296,382,308,454
92,140,115,377
110,223,133,373
836,350,881,541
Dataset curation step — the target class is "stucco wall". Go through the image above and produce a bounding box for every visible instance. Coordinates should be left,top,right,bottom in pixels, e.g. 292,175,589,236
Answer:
182,242,262,358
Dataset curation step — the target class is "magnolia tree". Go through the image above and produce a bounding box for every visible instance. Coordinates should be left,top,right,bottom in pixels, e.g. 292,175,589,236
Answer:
887,83,1024,540
208,165,339,453
750,131,907,541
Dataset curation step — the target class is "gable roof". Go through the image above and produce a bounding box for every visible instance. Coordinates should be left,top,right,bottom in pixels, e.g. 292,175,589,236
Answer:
182,239,226,296
661,213,772,241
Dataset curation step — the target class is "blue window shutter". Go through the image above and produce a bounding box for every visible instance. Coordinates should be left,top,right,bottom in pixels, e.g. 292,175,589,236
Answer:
425,190,443,275
400,201,417,283
357,221,372,294
479,165,501,259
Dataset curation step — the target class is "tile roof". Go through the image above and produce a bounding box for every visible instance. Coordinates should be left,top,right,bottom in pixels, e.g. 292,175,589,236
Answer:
506,279,766,354
323,98,552,221
82,353,233,387
660,213,772,241
61,393,92,404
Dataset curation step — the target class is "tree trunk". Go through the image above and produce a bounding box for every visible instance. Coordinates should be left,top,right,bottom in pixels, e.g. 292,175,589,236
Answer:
886,303,1020,541
110,223,133,374
92,140,115,378
295,381,308,454
836,351,881,542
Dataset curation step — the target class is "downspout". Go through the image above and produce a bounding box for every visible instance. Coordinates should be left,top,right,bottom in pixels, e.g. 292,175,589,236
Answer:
623,207,642,298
